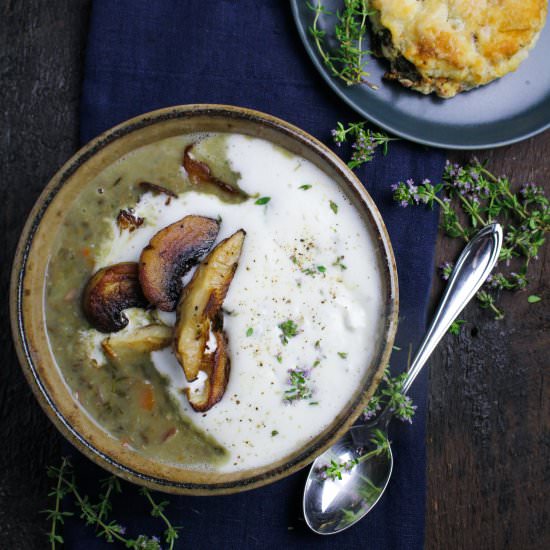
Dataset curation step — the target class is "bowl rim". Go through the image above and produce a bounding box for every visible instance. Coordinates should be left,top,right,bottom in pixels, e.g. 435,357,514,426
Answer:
10,104,399,494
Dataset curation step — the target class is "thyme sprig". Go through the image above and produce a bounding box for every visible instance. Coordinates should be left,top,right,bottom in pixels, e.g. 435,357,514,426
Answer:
44,457,180,549
307,0,374,87
392,160,549,319
320,457,359,481
332,121,396,169
317,428,391,481
363,368,416,423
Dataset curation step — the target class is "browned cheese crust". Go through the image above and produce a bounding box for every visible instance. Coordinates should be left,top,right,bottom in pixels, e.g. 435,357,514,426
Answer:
370,0,548,97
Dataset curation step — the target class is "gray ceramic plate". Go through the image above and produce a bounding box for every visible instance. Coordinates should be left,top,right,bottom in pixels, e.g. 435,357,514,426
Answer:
291,0,550,150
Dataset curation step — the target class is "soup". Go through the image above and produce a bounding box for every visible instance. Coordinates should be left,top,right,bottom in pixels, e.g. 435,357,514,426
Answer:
45,133,384,472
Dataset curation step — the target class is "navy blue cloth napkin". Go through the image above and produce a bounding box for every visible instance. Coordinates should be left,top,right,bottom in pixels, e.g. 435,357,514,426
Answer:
66,1,446,548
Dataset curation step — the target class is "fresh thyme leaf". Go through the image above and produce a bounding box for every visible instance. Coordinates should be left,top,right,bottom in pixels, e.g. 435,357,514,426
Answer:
329,200,338,214
370,429,391,458
278,319,299,345
302,265,326,277
246,327,254,337
528,294,541,303
357,474,383,505
337,351,348,359
448,319,466,336
255,196,271,205
299,184,312,190
276,353,283,364
333,255,347,270
271,430,279,436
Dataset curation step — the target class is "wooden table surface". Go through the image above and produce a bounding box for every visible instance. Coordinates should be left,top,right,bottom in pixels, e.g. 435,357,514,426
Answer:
1,2,548,548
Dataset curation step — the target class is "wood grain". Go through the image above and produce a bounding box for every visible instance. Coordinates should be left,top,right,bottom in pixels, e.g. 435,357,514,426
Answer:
0,1,548,548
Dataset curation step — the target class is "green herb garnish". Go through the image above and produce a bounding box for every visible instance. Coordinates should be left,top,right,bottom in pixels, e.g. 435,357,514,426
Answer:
307,0,373,87
271,430,279,437
392,161,550,320
299,184,312,190
363,367,416,423
337,351,348,359
255,196,271,205
284,367,313,403
278,319,299,345
301,265,327,277
329,200,338,214
333,255,347,270
528,294,541,303
332,121,397,169
448,319,466,336
246,327,254,337
322,458,359,481
317,429,391,482
44,457,180,549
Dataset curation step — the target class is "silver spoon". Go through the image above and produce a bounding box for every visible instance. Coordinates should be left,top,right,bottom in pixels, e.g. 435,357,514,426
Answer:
303,222,503,535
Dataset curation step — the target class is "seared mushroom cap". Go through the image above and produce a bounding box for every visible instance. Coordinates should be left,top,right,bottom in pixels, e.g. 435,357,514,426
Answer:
139,215,220,312
174,229,245,411
82,262,147,333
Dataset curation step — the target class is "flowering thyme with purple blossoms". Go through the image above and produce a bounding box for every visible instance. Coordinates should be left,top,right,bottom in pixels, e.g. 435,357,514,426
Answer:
392,159,549,320
332,121,397,169
284,367,313,403
363,368,416,423
43,457,180,549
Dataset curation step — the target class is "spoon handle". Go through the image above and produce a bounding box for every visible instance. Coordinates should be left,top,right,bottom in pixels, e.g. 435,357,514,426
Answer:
401,222,503,395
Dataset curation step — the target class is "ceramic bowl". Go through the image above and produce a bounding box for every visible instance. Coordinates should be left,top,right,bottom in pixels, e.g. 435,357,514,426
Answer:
10,105,398,494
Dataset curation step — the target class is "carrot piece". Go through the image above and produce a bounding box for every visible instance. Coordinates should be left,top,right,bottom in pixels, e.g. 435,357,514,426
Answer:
139,383,155,411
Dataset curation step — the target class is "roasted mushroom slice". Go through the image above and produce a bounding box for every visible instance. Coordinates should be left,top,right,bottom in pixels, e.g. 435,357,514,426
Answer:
183,144,248,199
139,215,220,312
82,262,147,333
102,324,173,359
185,331,231,412
174,229,245,410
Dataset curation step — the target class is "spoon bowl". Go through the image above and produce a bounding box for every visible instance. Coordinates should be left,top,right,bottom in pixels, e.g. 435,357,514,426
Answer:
304,424,393,534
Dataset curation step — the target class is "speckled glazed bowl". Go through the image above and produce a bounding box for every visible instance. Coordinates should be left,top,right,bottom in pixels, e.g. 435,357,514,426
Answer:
10,105,398,495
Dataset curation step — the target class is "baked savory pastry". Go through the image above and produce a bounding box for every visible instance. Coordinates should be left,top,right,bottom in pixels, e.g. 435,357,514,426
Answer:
369,0,548,98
